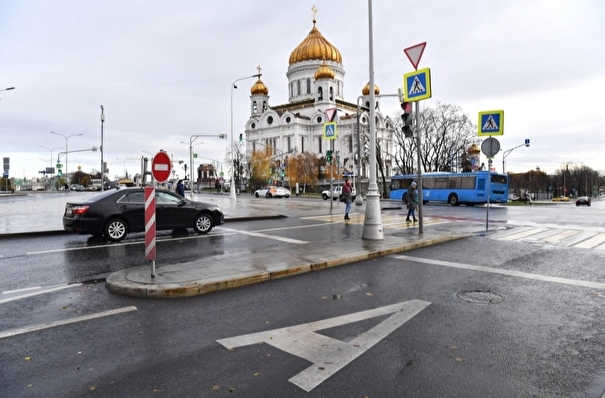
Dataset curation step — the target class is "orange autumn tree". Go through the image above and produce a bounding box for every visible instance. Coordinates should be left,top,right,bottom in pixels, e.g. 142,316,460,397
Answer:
248,149,274,191
287,152,319,194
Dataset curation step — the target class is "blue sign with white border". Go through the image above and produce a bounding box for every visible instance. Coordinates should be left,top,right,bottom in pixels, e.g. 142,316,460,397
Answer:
323,122,337,140
403,67,432,102
478,110,504,136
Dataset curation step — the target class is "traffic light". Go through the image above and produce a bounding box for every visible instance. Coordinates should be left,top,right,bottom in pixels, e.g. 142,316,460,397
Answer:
401,102,413,138
239,133,243,142
326,150,333,162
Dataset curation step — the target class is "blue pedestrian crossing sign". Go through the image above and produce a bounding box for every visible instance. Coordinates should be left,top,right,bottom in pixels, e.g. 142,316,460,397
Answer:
478,110,504,136
403,67,432,102
323,122,337,140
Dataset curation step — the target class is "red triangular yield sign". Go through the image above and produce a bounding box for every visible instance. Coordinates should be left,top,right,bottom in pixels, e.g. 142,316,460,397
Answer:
404,42,427,70
324,108,337,122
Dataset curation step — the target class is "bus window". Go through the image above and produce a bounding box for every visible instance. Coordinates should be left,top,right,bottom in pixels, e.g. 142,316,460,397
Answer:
460,176,476,189
434,178,448,189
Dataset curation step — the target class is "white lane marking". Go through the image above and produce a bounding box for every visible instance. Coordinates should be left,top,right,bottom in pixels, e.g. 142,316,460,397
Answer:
221,227,308,244
497,227,549,241
2,286,42,294
25,231,237,255
0,306,137,339
0,283,82,305
574,232,605,249
218,300,430,392
392,255,605,290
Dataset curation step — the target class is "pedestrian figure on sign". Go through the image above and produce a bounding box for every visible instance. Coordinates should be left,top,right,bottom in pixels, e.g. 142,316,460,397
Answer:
342,177,353,221
176,179,185,197
406,182,418,223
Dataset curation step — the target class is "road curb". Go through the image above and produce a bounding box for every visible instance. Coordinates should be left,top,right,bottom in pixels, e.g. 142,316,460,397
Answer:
105,234,467,299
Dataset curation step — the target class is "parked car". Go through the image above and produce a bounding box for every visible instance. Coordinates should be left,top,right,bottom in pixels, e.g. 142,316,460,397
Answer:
552,196,570,202
70,184,85,191
254,186,291,198
322,185,357,201
63,187,224,241
575,196,591,206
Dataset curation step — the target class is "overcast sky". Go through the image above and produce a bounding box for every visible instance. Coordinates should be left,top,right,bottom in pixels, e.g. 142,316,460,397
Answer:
1,0,604,181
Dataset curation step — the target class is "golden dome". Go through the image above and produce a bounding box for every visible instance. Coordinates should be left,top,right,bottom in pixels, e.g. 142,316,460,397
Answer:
362,82,380,96
314,59,335,80
468,143,481,154
250,77,268,95
289,19,342,65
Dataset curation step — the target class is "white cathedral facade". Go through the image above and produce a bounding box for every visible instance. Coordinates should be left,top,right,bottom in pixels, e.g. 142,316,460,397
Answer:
242,14,394,181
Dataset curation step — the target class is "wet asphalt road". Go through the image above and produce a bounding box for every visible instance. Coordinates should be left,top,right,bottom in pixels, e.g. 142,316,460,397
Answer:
1,192,605,397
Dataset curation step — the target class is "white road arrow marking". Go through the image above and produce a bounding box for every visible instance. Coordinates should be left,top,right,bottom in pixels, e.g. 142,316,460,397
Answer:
217,299,430,392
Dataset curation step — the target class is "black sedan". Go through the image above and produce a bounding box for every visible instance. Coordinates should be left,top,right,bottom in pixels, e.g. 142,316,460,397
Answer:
63,187,224,241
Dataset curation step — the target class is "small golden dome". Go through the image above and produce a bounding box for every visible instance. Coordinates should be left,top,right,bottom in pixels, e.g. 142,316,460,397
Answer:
314,60,334,80
250,77,268,95
289,19,342,65
468,143,481,154
362,82,380,96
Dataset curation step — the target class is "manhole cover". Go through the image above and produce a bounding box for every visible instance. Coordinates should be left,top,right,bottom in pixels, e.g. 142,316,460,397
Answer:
457,290,503,304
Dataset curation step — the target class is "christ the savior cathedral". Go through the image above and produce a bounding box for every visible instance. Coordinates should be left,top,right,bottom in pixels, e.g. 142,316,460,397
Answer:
242,12,394,180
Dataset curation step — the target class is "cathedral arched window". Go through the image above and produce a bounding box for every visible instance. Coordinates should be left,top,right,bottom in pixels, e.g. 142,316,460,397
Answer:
329,86,334,101
306,79,311,94
297,80,301,96
318,87,323,101
262,101,268,112
253,101,258,113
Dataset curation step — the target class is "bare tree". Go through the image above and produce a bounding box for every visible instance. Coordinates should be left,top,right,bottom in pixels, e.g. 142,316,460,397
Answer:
392,102,476,174
225,141,246,190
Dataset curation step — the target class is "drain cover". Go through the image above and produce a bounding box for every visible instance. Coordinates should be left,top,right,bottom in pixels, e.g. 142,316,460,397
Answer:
457,290,503,304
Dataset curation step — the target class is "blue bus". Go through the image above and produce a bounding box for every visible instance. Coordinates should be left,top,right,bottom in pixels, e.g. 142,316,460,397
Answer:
389,171,509,206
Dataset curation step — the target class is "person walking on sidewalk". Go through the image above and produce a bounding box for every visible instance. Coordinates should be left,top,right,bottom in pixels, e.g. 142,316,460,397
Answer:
176,179,185,197
342,177,353,220
406,182,418,223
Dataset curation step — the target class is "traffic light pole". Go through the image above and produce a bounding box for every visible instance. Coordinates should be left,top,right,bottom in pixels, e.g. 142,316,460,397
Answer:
415,100,423,234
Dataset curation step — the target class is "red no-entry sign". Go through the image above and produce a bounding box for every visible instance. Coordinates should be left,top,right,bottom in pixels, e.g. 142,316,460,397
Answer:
152,151,171,183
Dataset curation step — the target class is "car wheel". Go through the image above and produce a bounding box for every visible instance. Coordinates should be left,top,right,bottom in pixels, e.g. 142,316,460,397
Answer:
322,193,328,200
285,195,290,198
267,193,273,198
194,213,213,234
255,192,260,198
105,218,128,242
448,194,459,206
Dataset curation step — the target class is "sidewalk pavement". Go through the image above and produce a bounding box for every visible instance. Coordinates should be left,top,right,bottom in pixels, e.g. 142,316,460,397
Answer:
106,213,468,299
1,192,470,299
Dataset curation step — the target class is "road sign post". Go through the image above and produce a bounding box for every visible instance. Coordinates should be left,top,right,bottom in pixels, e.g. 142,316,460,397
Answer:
145,186,156,277
151,150,171,184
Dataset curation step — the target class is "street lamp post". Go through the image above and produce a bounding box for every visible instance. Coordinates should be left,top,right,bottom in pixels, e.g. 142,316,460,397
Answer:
39,145,63,190
502,139,530,174
362,0,383,240
230,72,262,200
100,106,105,191
51,131,83,183
189,134,228,198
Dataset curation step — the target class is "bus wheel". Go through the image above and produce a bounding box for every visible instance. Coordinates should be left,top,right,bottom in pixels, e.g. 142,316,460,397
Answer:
448,194,460,206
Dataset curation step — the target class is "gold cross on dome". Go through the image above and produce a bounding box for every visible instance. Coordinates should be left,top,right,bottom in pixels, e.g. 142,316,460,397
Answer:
256,65,262,76
311,5,317,20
